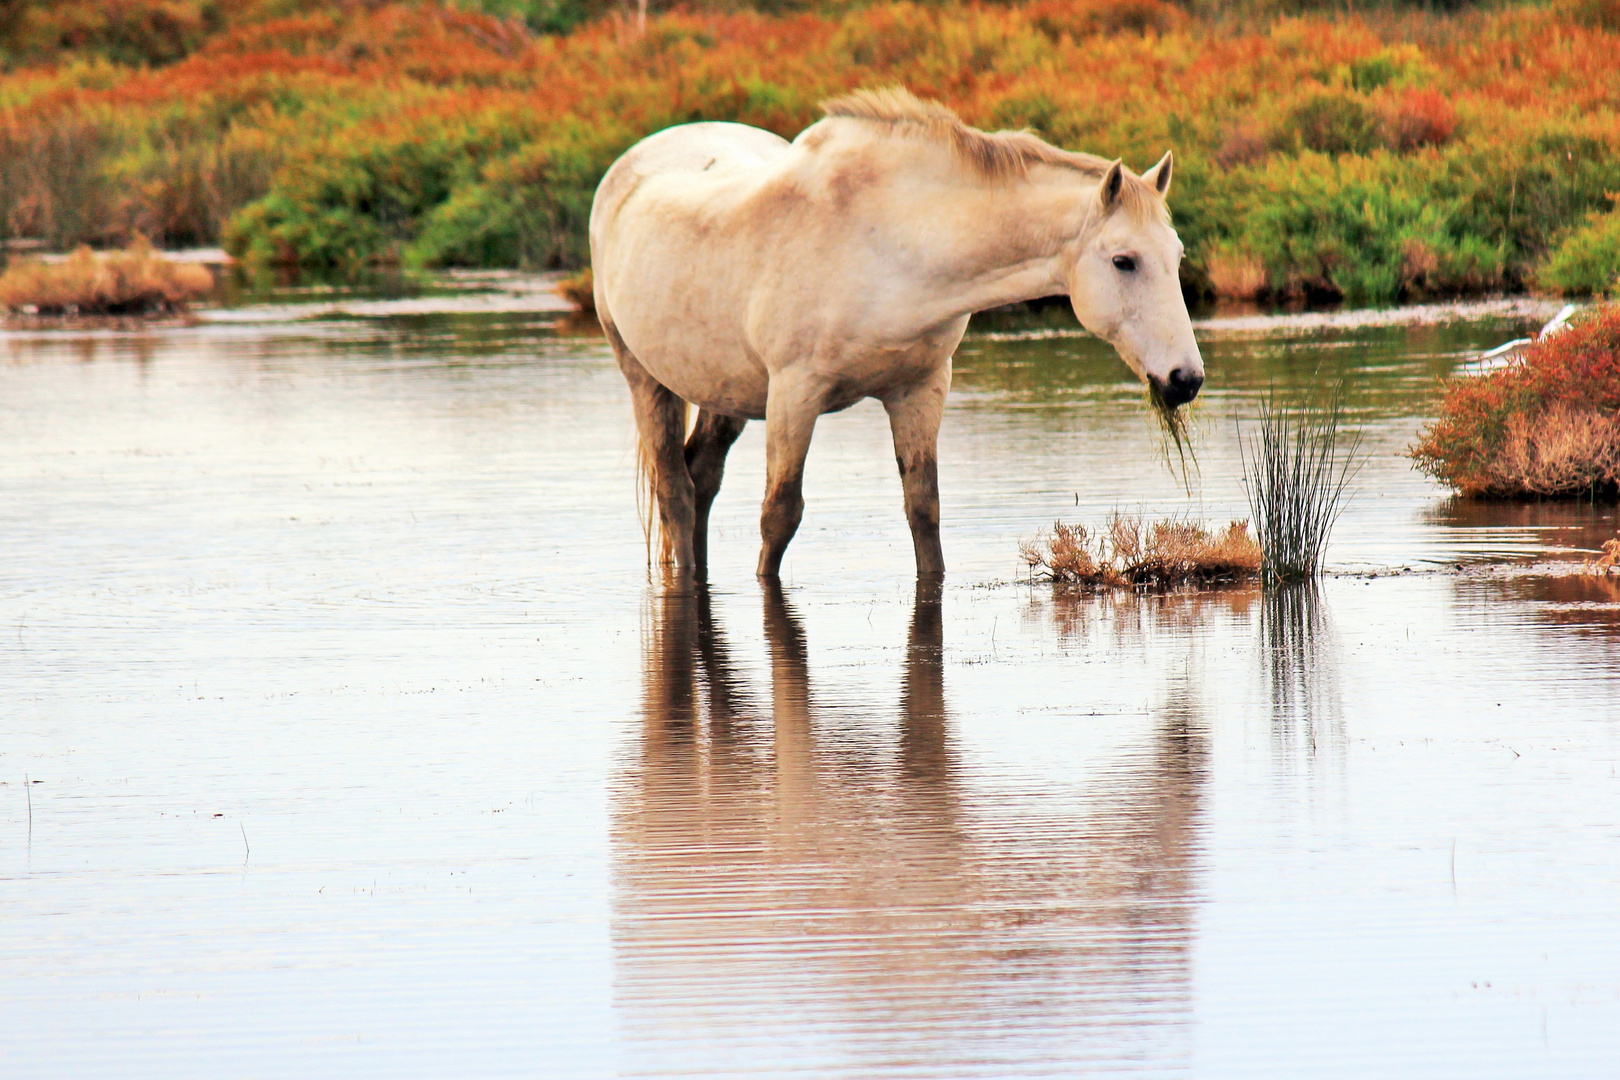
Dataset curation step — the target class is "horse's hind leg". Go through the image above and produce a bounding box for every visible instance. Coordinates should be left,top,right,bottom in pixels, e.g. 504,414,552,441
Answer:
606,323,696,568
685,410,747,572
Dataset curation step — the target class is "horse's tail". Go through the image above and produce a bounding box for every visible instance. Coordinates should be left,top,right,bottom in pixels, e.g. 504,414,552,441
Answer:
601,308,688,570
635,398,689,570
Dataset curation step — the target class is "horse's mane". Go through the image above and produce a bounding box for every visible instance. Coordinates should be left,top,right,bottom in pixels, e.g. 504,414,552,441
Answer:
821,87,1167,221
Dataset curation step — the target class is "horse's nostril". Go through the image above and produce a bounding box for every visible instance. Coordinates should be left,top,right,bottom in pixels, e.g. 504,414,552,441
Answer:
1160,367,1204,407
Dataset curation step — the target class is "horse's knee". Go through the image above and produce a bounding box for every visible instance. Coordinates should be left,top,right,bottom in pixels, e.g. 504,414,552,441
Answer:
687,448,725,507
761,491,803,538
908,502,940,533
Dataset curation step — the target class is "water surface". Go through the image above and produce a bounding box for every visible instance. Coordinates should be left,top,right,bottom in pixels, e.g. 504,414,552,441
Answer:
0,298,1616,1077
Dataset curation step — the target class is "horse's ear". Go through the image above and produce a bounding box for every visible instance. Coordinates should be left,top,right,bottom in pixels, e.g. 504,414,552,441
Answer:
1143,150,1173,197
1099,160,1124,210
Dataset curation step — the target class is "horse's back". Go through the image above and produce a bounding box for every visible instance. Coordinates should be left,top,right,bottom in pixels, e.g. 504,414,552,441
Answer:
590,122,790,251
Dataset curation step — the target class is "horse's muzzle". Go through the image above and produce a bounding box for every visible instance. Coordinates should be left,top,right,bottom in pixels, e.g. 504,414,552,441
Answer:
1157,367,1204,408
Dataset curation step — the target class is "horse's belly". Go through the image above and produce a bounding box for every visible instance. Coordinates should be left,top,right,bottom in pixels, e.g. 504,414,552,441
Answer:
641,346,769,420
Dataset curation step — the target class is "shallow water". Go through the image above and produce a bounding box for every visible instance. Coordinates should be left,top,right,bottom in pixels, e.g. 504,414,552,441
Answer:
1,299,1617,1077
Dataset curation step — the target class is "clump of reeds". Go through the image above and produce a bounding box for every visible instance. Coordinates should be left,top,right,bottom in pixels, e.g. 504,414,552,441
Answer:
1022,514,1261,588
0,239,214,316
1240,393,1361,583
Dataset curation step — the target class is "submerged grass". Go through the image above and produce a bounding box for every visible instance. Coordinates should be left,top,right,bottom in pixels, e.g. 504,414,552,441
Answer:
0,240,214,315
1022,514,1261,589
1240,391,1361,583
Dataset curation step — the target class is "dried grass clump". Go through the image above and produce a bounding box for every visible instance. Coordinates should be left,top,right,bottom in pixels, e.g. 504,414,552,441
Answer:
556,266,594,314
1595,537,1620,574
1205,246,1267,301
0,240,214,315
1022,514,1261,588
1481,401,1620,497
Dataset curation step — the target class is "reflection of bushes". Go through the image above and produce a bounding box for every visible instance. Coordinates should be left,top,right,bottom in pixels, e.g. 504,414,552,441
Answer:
1413,304,1620,500
1022,515,1262,588
0,0,1618,299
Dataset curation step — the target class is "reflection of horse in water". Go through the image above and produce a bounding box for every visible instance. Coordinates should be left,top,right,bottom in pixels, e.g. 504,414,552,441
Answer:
611,582,1210,1075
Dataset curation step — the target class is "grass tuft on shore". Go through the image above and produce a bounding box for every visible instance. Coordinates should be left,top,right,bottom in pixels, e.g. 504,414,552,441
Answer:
1022,514,1261,588
0,241,214,316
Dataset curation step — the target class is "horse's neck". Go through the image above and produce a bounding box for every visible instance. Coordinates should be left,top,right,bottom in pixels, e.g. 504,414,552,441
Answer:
903,171,1091,323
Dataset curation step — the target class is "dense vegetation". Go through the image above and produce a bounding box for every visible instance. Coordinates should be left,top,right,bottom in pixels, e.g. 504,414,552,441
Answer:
2,0,1619,302
1413,304,1620,499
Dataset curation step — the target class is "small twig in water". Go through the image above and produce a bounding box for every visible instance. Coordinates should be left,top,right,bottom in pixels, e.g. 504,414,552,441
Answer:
240,821,250,862
26,773,32,845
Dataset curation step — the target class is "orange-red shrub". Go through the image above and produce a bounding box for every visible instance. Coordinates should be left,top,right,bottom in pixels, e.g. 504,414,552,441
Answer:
1412,305,1620,499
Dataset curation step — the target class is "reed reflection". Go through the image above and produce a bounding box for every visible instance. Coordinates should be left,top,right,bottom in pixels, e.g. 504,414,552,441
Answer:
1262,582,1343,758
614,580,1208,1077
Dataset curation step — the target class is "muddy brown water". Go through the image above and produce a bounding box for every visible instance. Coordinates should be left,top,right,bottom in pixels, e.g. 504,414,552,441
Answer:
1,297,1617,1077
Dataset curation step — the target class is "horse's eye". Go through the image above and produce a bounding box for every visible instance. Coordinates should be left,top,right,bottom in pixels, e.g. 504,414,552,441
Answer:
1112,255,1137,273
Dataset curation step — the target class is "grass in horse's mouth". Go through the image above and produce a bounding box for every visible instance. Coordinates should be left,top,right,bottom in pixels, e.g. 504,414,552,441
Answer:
1148,381,1196,489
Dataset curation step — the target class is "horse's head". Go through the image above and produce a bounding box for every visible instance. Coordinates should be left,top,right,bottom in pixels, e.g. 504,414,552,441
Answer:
1065,153,1203,407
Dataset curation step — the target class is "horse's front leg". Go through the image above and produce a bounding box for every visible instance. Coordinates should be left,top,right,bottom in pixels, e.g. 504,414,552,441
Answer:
882,367,950,577
757,372,822,579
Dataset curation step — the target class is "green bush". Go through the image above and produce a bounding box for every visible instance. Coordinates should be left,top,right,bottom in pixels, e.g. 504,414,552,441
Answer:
225,110,533,266
406,123,633,268
1539,207,1620,295
1282,92,1383,156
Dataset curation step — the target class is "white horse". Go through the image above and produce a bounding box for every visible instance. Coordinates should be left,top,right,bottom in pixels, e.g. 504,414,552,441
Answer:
591,88,1202,578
